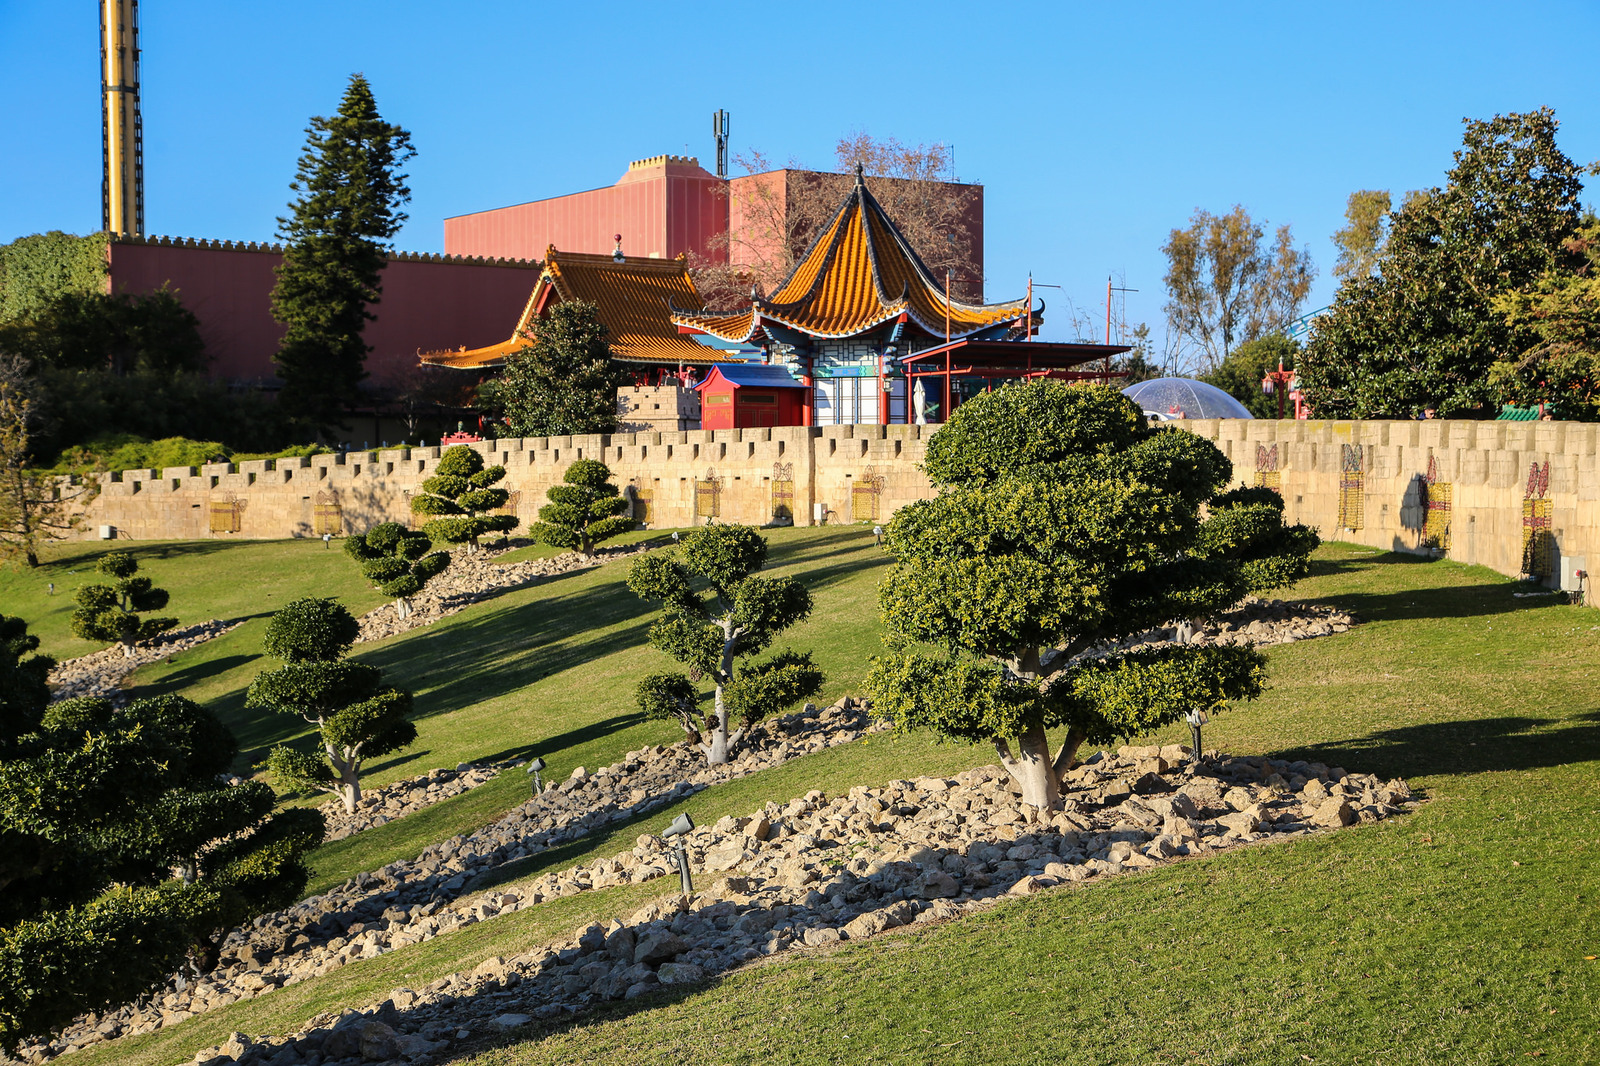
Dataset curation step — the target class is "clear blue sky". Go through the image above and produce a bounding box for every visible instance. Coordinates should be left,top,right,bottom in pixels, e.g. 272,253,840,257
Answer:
2,1,1596,347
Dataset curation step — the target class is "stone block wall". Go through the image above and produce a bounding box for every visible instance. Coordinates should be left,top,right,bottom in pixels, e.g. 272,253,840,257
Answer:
65,418,1598,605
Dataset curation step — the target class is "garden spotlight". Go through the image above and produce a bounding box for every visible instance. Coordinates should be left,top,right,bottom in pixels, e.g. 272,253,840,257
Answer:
1184,708,1209,757
525,756,546,796
661,812,695,894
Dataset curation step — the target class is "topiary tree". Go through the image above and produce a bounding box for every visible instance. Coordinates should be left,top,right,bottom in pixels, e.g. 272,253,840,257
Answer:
344,521,450,620
532,459,633,557
247,597,416,814
866,381,1319,809
69,551,176,657
0,613,53,744
0,668,322,1053
409,444,518,553
628,524,823,765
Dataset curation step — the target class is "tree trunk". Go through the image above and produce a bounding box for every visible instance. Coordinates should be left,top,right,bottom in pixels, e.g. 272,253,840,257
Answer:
121,638,137,659
996,724,1063,810
707,682,731,765
394,597,412,621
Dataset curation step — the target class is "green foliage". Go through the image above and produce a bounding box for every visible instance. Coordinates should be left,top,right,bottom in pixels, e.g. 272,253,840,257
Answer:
345,522,449,610
0,690,320,1051
1161,205,1315,370
635,671,702,742
26,368,300,465
1201,334,1299,419
410,444,517,550
261,595,361,662
1299,109,1585,418
868,381,1315,806
0,290,205,376
0,614,52,746
0,231,108,326
531,459,632,556
1331,189,1393,283
271,74,415,430
492,301,627,437
68,551,176,653
247,598,417,812
628,525,821,763
1488,216,1600,421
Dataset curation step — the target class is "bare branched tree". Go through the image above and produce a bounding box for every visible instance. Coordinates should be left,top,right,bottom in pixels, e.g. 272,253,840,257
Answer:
0,355,87,567
1161,206,1315,373
691,135,983,310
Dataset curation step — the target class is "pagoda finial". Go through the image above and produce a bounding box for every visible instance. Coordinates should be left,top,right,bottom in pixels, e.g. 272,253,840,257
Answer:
854,162,864,186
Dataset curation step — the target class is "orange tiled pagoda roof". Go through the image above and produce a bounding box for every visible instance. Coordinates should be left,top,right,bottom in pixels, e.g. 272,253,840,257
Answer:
420,248,719,369
670,168,1029,344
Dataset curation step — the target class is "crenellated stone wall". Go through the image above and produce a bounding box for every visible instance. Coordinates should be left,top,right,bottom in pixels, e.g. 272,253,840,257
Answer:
65,418,1599,605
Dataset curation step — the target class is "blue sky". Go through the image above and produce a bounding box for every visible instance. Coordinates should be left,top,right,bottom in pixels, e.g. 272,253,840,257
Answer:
2,1,1596,347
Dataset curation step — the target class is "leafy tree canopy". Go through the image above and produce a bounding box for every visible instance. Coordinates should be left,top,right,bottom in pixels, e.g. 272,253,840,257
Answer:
271,73,414,431
1331,189,1393,284
628,525,822,765
1299,108,1585,418
248,598,415,813
0,231,108,327
1202,334,1299,419
1489,215,1600,421
868,382,1318,809
345,521,449,619
0,615,321,1052
532,459,632,556
491,301,626,437
0,289,205,376
69,551,176,657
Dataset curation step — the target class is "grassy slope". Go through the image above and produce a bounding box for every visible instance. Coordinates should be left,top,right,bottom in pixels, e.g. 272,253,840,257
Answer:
445,544,1599,1066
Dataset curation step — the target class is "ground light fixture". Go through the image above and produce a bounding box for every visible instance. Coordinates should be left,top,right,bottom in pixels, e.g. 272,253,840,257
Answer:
661,813,695,894
525,757,546,796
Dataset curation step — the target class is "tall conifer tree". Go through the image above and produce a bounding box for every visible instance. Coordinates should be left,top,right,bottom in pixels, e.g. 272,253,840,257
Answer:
271,74,414,430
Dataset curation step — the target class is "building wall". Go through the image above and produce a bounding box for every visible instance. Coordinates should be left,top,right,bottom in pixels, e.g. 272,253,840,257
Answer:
106,237,540,389
443,157,726,264
66,419,1598,605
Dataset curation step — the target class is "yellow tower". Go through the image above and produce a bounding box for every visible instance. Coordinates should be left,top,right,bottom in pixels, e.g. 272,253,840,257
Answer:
101,0,143,237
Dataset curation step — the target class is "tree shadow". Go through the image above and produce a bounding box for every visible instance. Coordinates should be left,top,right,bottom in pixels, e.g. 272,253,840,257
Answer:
1300,577,1565,624
467,713,648,769
129,653,258,699
1279,710,1600,782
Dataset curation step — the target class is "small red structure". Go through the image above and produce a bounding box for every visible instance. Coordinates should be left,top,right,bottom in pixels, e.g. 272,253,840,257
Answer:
695,364,808,430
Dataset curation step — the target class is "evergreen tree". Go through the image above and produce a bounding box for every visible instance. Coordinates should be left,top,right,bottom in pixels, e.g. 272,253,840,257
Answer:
1298,109,1584,418
0,613,321,1052
69,551,176,657
344,521,450,620
1202,334,1299,418
531,459,633,557
409,444,517,552
866,382,1318,809
1490,216,1600,421
270,74,414,431
628,525,823,766
494,301,627,436
250,598,416,814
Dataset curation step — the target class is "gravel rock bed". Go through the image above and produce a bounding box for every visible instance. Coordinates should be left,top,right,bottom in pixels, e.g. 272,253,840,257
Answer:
45,619,244,705
353,540,660,643
318,765,501,842
1124,596,1355,649
22,700,883,1061
173,745,1415,1066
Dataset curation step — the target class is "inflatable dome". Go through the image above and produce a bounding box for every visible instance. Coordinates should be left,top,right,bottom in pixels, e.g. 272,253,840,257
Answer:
1122,377,1253,420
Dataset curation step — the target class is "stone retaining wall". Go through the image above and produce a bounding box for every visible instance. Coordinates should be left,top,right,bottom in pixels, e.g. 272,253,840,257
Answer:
61,418,1599,603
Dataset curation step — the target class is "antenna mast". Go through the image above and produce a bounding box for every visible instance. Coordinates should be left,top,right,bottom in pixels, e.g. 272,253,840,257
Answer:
712,109,729,179
101,0,144,237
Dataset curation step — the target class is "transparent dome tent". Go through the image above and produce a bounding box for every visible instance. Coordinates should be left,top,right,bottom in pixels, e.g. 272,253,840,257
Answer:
1121,377,1253,420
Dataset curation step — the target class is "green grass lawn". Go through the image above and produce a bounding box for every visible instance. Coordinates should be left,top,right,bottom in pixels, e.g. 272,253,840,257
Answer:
55,542,1600,1066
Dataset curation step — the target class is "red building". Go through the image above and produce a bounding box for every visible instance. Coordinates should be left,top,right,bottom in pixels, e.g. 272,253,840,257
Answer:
443,155,985,297
695,364,808,430
105,235,539,390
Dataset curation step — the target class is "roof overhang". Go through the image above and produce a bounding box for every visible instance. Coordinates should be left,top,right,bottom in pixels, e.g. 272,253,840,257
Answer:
901,338,1131,371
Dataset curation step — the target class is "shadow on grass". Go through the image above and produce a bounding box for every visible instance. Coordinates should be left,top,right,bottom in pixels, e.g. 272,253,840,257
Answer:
1306,576,1561,624
467,712,648,768
131,653,259,700
1283,711,1600,782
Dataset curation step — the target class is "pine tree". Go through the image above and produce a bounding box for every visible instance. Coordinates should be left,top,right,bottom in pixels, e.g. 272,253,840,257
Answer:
494,301,627,436
344,521,450,620
270,74,414,431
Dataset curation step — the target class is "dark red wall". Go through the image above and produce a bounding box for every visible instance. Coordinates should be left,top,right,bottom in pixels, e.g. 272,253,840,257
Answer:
106,238,540,389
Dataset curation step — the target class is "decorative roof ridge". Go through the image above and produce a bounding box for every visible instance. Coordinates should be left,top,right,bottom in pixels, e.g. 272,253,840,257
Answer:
760,174,862,310
856,183,1026,314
